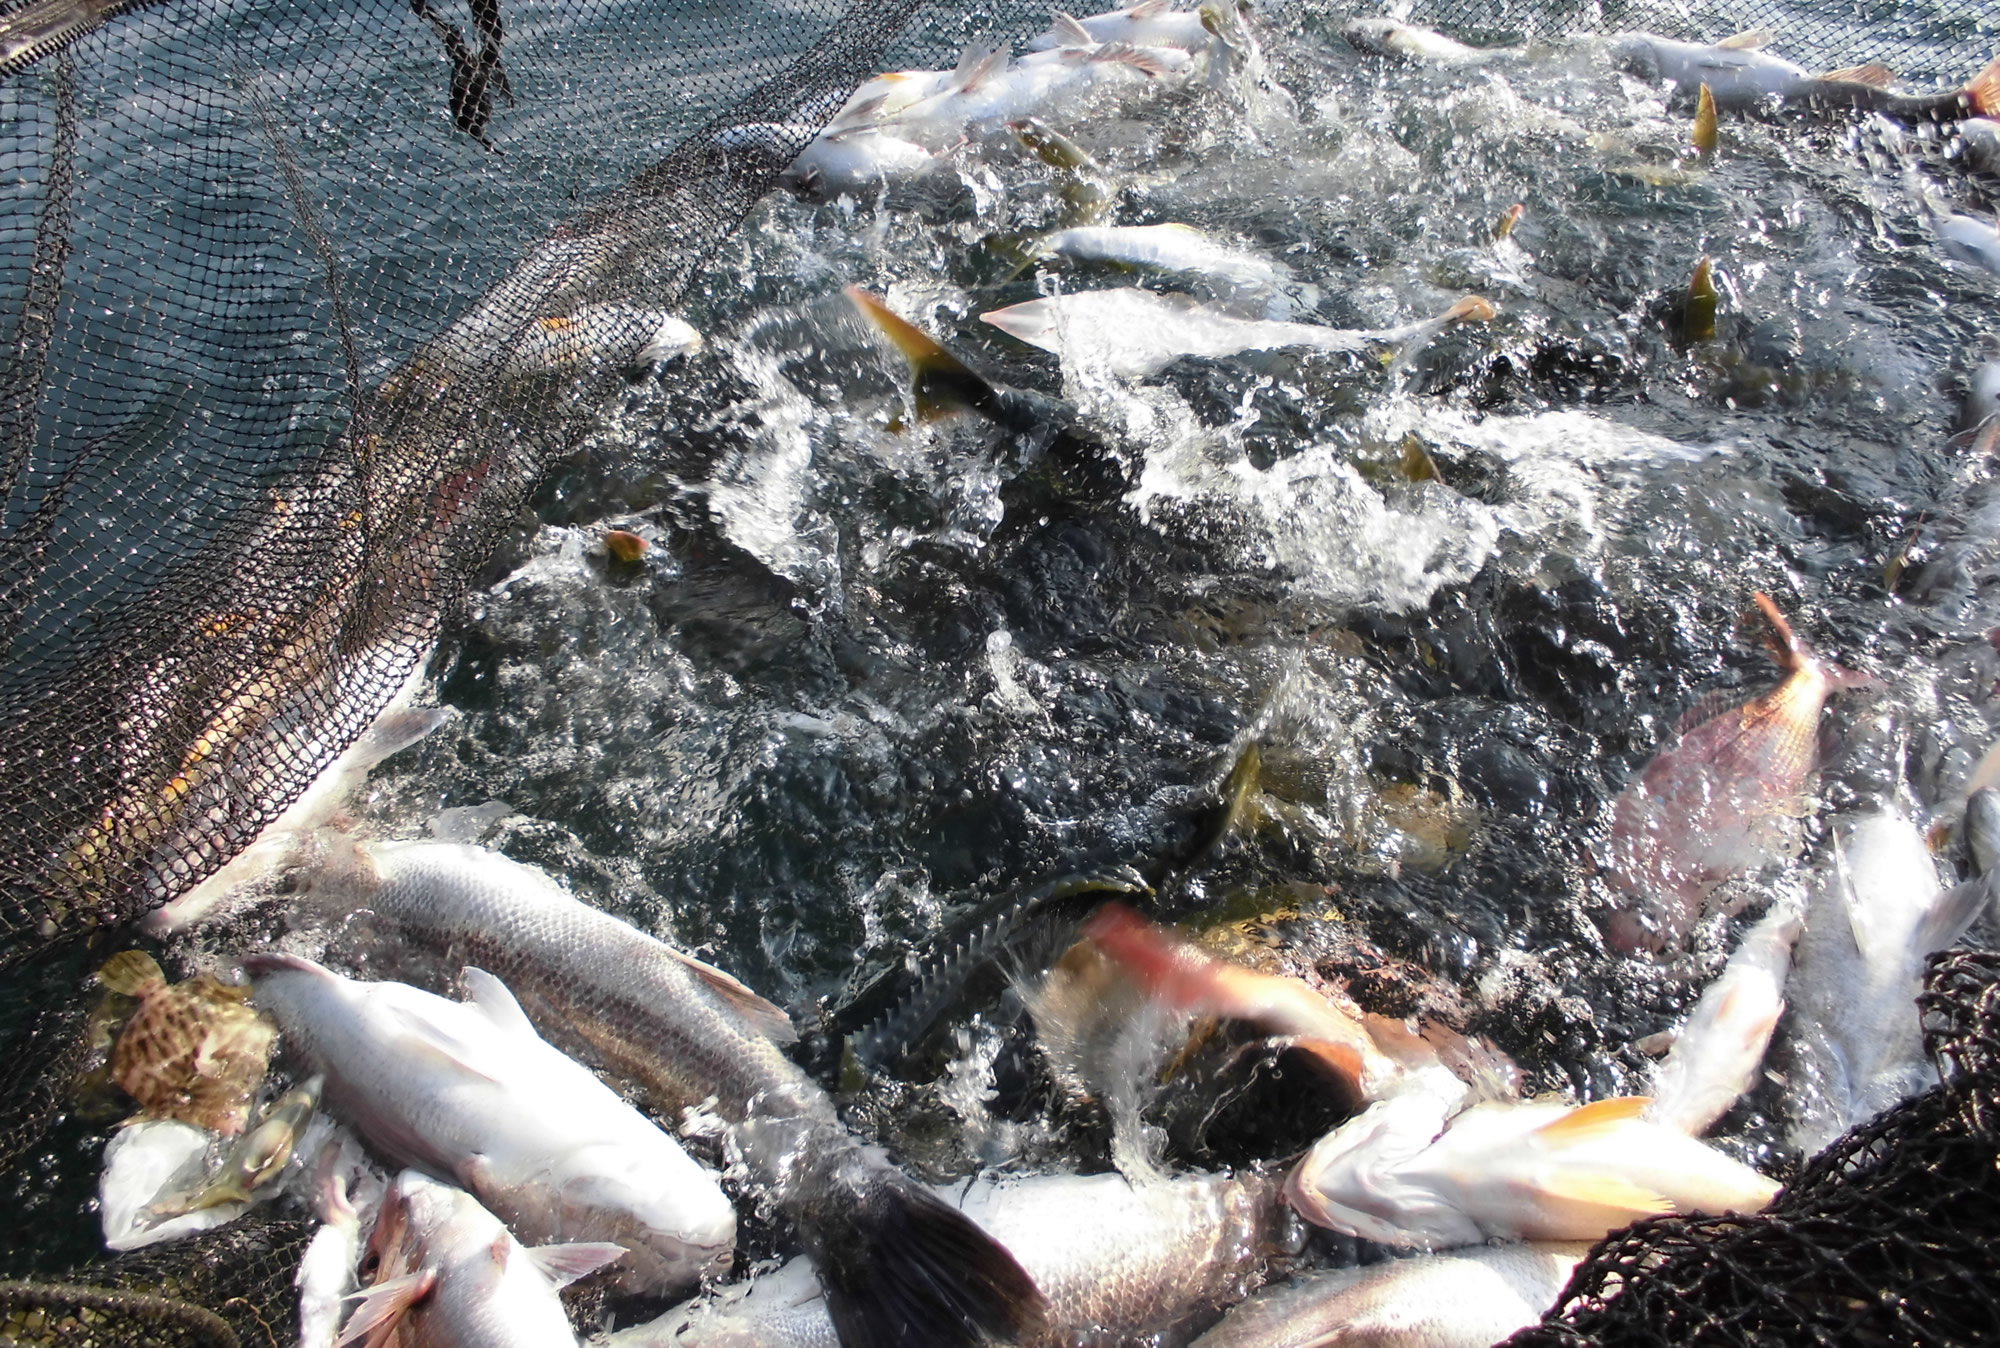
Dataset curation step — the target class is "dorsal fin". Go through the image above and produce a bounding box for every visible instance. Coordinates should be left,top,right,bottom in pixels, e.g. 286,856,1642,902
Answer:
1129,0,1171,17
663,946,798,1044
1715,27,1775,51
1819,62,1894,88
460,967,540,1041
1536,1095,1652,1144
1050,12,1094,46
384,1005,507,1085
953,43,1007,94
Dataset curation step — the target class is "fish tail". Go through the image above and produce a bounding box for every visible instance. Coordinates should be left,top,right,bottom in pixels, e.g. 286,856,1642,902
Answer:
845,285,998,422
804,1147,1048,1348
1748,591,1801,670
1966,57,2000,118
1082,901,1215,1012
97,950,167,998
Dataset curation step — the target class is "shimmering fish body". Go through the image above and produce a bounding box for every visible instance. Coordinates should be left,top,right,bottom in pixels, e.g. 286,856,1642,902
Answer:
344,1170,623,1348
1600,593,1868,952
1342,18,1519,67
1785,802,1993,1154
619,1171,1290,1348
1285,1092,1779,1248
294,839,1047,1348
1645,902,1800,1135
981,287,1492,378
1027,2,1215,54
1614,32,2000,120
248,954,735,1296
1189,1242,1589,1347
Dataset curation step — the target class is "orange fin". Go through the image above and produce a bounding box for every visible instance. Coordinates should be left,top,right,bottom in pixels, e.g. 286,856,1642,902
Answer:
1749,591,1802,672
1536,1095,1653,1144
1444,294,1496,323
1715,28,1775,51
1538,1169,1676,1219
1819,62,1894,88
1965,57,2000,117
98,950,167,998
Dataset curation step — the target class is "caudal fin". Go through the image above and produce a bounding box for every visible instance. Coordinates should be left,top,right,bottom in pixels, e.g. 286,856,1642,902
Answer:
1965,56,2000,118
846,285,1001,423
809,1158,1048,1348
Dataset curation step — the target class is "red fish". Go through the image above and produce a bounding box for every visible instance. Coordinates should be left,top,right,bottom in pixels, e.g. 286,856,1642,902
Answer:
1600,593,1872,952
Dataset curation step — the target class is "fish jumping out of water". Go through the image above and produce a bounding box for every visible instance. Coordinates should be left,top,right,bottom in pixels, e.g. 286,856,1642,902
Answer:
1643,900,1801,1136
1342,17,1521,67
1784,797,1996,1154
1599,593,1873,953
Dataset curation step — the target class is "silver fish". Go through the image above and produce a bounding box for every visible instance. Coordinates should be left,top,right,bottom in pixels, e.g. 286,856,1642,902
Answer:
247,954,736,1296
1189,1243,1590,1348
1644,900,1801,1136
296,838,1048,1348
1613,30,2000,119
342,1169,624,1348
619,1170,1291,1347
981,287,1493,378
1342,18,1520,67
1962,116,2000,175
1785,802,1993,1154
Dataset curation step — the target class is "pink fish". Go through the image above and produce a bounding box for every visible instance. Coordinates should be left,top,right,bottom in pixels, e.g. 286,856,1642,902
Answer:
1600,593,1872,953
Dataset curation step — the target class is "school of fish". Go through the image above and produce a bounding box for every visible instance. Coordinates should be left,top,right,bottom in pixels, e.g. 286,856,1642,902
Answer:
76,4,2000,1347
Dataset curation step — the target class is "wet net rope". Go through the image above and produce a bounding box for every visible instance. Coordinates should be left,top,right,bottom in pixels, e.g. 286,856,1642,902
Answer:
1,0,1998,1340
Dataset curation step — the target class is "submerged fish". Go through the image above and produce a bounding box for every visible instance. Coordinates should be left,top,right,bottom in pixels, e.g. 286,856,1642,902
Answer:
102,950,276,1135
505,301,704,374
1930,202,2000,277
1342,17,1520,67
343,1169,624,1348
620,1170,1291,1348
1032,223,1305,314
1285,1091,1779,1248
292,838,1048,1347
1785,800,1994,1155
980,287,1495,378
247,953,736,1296
1599,593,1872,953
1189,1242,1590,1348
1644,900,1801,1136
1614,30,2000,120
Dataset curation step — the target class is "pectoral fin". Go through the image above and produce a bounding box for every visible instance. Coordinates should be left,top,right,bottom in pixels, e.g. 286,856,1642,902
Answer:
1535,1095,1652,1144
335,1269,437,1348
524,1241,628,1289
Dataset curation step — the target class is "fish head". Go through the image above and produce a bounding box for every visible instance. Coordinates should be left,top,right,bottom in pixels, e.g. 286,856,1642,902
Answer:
1609,35,1663,80
1283,1094,1465,1246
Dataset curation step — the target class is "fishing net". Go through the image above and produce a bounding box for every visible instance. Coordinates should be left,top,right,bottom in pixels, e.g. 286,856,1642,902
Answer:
1512,947,2000,1347
2,0,1999,1338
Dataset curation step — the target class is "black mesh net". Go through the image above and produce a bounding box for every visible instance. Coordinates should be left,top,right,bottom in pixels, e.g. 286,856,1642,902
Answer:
1511,948,2000,1347
3,0,1999,1339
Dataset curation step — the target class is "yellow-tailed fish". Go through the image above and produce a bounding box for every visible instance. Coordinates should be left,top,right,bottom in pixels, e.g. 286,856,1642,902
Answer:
1684,254,1719,343
1693,82,1719,156
1285,1091,1779,1248
1614,30,2000,120
147,1076,323,1217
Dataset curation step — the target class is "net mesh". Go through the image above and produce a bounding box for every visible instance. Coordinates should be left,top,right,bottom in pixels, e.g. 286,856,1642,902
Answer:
1,0,1997,1338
